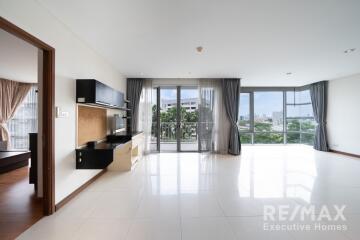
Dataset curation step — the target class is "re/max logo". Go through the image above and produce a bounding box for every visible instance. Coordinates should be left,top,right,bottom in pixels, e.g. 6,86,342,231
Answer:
263,205,346,222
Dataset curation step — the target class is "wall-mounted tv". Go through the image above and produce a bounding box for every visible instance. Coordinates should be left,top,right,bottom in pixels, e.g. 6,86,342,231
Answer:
112,114,125,133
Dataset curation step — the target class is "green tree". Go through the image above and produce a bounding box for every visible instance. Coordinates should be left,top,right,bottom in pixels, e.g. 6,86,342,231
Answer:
254,122,272,132
240,134,252,144
152,106,199,141
253,122,283,143
287,119,300,131
286,119,315,144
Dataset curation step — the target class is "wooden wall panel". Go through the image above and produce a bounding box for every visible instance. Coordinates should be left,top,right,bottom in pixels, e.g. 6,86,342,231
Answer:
77,105,107,146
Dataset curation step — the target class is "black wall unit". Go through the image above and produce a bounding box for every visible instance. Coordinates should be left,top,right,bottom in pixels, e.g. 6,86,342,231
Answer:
106,134,131,144
113,90,124,109
76,134,139,169
76,79,124,109
76,148,113,169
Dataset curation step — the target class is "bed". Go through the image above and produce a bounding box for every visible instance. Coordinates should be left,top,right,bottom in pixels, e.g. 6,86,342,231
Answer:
0,151,31,174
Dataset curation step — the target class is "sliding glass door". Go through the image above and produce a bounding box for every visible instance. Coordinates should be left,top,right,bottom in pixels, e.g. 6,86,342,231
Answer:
159,87,178,151
179,87,199,151
152,86,199,152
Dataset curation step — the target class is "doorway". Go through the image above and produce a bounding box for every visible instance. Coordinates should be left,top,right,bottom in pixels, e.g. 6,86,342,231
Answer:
0,16,55,218
153,86,199,152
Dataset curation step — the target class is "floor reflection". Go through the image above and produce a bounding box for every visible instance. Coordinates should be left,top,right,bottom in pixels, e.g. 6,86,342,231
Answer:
144,145,317,203
20,145,359,240
239,146,317,202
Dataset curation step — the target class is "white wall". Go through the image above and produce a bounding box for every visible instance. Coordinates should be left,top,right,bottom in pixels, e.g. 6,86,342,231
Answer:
327,73,360,156
0,0,126,203
0,29,38,83
152,78,199,86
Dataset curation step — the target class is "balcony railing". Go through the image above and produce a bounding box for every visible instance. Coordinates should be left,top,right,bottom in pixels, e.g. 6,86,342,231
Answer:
151,122,198,143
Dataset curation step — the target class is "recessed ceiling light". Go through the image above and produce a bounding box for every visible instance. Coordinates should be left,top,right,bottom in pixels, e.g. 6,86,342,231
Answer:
344,48,356,53
286,72,292,75
196,46,203,53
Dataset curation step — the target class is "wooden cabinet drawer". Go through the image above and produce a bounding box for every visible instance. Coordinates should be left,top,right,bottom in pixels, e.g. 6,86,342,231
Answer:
107,141,132,171
131,133,144,148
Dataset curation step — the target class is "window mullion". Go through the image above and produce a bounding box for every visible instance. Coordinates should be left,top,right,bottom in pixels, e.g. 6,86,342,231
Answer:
283,90,287,144
250,91,254,144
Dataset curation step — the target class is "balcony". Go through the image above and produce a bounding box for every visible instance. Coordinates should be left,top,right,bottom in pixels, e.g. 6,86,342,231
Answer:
151,122,199,151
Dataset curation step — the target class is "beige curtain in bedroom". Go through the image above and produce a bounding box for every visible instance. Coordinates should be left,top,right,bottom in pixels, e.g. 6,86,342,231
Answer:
0,78,32,150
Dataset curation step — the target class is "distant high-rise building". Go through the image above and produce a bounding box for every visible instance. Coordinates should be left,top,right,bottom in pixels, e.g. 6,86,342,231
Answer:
272,111,283,126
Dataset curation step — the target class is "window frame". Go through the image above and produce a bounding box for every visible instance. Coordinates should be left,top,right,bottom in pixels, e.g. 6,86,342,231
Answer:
285,88,316,145
239,86,315,145
7,85,38,150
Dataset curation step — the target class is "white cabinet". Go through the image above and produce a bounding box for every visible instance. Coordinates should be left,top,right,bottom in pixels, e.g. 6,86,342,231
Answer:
107,132,144,171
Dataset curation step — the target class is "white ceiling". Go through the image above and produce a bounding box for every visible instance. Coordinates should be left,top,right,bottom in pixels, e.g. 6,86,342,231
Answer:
38,0,360,86
0,29,38,83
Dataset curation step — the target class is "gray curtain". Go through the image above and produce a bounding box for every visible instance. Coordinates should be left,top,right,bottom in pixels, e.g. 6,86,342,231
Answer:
127,78,144,132
309,81,329,151
222,78,241,155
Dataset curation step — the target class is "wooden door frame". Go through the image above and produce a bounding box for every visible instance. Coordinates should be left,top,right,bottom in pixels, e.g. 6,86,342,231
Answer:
0,16,55,215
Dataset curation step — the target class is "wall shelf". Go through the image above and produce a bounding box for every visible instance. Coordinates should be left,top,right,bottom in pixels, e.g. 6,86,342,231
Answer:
76,79,126,110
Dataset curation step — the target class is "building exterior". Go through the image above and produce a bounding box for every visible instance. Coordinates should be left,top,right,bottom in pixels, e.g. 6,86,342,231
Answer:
161,98,198,113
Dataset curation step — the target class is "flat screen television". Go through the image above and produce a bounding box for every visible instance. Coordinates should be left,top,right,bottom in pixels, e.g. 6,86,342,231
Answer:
112,114,125,133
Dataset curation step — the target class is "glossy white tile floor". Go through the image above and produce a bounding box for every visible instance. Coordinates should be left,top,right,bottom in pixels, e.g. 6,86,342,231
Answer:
18,145,360,240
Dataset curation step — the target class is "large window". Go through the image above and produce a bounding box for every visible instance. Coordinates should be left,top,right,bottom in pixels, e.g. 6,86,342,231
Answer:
254,91,284,144
239,93,252,144
286,89,316,145
239,93,250,131
238,87,315,145
7,86,38,150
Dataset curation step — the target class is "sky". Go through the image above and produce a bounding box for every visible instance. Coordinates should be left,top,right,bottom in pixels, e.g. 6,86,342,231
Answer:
254,92,283,116
160,88,198,101
240,92,283,117
240,91,313,117
155,88,313,117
